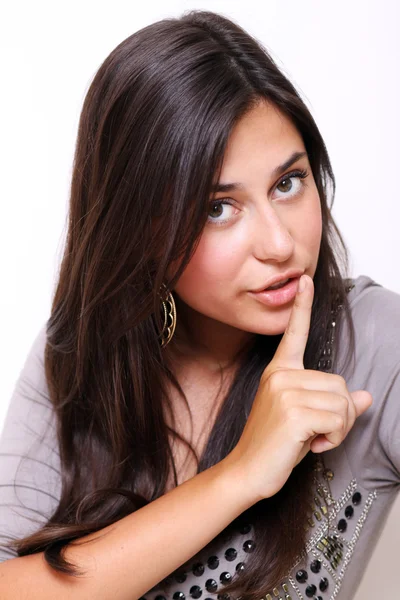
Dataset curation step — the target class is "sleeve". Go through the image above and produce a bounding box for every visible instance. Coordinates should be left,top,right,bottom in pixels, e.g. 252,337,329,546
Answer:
0,324,62,562
351,281,400,484
369,284,400,482
379,364,400,482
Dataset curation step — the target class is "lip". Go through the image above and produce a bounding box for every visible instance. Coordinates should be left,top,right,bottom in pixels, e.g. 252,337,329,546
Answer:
248,276,300,307
250,269,304,293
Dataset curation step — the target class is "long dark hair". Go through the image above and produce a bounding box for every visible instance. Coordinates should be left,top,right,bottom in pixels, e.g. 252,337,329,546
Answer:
6,9,356,599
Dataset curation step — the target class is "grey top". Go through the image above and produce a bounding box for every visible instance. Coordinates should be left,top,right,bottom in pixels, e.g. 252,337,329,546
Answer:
0,274,399,600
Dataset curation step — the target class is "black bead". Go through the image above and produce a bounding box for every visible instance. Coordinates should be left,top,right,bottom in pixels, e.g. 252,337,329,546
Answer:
205,579,218,593
190,585,203,599
239,523,251,535
345,505,354,518
236,562,245,573
352,491,362,505
319,577,329,592
207,555,219,570
310,559,322,573
173,593,186,600
305,584,317,597
243,539,255,553
296,569,308,583
192,563,205,577
220,572,232,584
337,518,347,532
225,548,237,562
155,596,167,600
175,572,187,583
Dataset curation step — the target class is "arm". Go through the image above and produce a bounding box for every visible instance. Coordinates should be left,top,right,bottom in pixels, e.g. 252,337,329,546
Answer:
0,456,254,600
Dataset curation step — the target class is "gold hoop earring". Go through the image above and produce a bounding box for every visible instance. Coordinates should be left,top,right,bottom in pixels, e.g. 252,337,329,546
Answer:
158,283,176,348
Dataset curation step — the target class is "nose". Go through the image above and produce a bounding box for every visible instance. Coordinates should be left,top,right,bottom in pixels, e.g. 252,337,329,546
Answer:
251,205,294,262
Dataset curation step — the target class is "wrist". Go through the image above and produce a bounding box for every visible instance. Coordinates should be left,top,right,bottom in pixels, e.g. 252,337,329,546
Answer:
215,450,259,511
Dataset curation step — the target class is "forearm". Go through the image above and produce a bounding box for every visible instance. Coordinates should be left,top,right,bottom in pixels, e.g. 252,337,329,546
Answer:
0,457,255,600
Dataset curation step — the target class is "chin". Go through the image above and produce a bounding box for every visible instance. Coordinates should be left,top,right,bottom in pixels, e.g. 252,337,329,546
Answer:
233,322,285,337
245,314,290,337
258,325,287,337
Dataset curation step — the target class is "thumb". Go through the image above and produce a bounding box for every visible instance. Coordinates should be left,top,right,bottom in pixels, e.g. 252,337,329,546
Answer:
350,390,374,417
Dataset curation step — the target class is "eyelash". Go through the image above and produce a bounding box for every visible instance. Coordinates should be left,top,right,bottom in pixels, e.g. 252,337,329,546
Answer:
207,168,310,226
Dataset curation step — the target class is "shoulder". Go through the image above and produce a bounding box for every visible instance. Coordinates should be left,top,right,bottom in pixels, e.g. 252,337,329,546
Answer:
340,274,400,371
20,322,48,384
19,321,50,397
337,273,400,383
0,321,54,446
348,273,400,320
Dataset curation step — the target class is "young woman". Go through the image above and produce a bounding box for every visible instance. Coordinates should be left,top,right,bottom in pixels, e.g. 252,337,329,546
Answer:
0,9,398,600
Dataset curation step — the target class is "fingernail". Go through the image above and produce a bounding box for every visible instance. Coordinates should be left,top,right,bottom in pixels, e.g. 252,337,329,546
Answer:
299,275,306,293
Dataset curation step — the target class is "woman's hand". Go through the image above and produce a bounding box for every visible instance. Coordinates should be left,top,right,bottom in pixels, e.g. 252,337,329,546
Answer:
225,274,373,503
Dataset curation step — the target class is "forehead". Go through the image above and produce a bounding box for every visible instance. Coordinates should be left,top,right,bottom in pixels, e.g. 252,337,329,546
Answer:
217,101,305,183
225,102,304,161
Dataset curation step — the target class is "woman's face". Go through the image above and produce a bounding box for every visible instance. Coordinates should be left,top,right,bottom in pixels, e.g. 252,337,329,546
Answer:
172,100,322,344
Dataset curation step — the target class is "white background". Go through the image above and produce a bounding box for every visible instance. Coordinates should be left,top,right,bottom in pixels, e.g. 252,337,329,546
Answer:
0,1,399,596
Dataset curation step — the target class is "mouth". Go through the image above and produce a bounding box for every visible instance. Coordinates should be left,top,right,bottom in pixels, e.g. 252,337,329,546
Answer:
251,269,304,294
248,276,300,307
263,277,292,291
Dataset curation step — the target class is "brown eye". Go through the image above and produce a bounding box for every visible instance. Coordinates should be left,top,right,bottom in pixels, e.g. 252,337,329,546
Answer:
209,202,224,218
207,200,237,226
277,178,293,193
273,169,309,200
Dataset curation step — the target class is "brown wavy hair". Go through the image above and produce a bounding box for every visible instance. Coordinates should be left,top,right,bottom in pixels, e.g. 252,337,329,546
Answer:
5,9,356,599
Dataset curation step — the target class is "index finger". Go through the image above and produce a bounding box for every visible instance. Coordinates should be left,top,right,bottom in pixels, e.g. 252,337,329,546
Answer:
270,274,314,370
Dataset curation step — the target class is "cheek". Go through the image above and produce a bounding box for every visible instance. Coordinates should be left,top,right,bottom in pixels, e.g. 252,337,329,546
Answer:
295,192,322,254
311,198,323,250
173,232,243,303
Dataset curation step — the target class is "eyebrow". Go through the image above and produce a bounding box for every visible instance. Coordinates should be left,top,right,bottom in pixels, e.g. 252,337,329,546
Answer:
211,150,308,193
